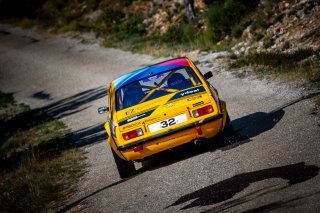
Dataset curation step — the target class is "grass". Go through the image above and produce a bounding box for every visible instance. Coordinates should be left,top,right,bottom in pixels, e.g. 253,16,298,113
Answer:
0,92,30,122
0,92,14,108
230,49,320,90
0,92,86,212
0,149,85,212
231,49,317,68
0,120,68,158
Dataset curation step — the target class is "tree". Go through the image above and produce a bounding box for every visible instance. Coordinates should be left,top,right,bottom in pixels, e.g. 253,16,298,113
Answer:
184,0,196,23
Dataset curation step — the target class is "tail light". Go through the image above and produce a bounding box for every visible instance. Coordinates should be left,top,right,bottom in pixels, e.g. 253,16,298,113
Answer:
111,123,117,138
122,128,143,140
193,105,213,118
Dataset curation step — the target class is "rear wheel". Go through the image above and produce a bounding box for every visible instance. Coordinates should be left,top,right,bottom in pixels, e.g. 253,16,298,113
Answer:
224,113,234,135
111,149,136,179
219,113,235,145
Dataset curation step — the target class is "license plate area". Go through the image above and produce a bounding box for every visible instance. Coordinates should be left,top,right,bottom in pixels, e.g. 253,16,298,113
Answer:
148,114,187,133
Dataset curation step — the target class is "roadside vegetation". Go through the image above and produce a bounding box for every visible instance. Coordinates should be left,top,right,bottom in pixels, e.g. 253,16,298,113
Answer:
230,49,320,90
0,92,86,212
0,0,260,56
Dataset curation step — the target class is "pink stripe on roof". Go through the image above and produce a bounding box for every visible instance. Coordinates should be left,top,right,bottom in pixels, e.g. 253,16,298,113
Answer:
157,58,190,67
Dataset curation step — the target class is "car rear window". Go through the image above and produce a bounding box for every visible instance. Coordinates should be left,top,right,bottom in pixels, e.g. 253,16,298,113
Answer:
116,67,201,111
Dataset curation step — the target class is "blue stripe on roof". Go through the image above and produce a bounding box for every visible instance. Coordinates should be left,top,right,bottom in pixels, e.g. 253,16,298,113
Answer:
113,64,183,90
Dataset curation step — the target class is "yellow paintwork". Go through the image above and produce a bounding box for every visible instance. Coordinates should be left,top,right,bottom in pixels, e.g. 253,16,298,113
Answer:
104,57,228,161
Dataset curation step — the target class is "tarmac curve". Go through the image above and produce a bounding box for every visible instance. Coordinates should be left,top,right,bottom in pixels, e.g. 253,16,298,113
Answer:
1,24,320,213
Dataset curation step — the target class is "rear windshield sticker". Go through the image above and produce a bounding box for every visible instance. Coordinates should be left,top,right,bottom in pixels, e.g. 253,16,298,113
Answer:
168,86,205,102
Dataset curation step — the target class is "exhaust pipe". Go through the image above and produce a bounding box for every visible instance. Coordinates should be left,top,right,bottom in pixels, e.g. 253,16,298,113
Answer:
194,139,202,146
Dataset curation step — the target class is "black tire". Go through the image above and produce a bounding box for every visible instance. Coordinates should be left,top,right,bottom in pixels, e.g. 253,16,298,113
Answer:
213,113,235,148
223,113,234,135
111,149,136,179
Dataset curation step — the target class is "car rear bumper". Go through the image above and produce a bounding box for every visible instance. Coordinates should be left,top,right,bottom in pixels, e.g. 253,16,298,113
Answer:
119,113,224,161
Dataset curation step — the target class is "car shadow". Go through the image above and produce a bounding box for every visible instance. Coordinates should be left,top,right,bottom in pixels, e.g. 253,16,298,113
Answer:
136,91,320,173
136,109,284,173
214,109,285,152
165,162,319,210
52,92,319,212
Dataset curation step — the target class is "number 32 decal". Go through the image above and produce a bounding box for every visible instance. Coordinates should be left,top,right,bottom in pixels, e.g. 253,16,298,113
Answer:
160,118,176,128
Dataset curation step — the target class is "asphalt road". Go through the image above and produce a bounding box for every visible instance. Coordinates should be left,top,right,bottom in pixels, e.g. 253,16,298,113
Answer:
1,24,320,213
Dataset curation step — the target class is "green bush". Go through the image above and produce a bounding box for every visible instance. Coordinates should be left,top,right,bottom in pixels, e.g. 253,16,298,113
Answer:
254,33,264,41
86,0,100,10
231,25,243,38
206,0,259,42
117,14,145,38
231,49,317,68
101,8,123,27
161,25,184,43
160,22,199,45
0,92,14,108
263,36,274,48
251,14,269,31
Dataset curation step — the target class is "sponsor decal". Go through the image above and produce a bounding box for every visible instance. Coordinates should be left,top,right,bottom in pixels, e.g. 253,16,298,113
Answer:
187,95,202,101
119,109,155,126
167,86,205,102
121,121,142,131
145,116,160,123
118,105,159,123
137,102,158,111
127,114,145,122
193,101,204,108
165,103,175,108
142,74,164,82
125,109,135,116
180,88,200,97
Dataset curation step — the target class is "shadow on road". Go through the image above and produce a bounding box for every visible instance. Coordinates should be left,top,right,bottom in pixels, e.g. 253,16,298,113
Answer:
0,0,47,19
0,87,108,170
0,86,107,139
136,109,285,173
138,91,320,172
41,86,107,119
32,91,52,100
237,191,320,213
49,91,319,212
55,177,132,213
165,162,319,210
213,109,284,152
72,123,108,147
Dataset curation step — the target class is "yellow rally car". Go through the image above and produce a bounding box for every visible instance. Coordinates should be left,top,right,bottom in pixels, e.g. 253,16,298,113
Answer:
98,57,232,178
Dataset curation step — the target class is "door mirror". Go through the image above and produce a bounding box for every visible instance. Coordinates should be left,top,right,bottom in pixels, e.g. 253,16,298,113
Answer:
98,106,109,114
204,71,213,80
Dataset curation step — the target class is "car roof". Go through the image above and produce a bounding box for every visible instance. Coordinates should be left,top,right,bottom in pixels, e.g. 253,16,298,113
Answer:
113,57,190,90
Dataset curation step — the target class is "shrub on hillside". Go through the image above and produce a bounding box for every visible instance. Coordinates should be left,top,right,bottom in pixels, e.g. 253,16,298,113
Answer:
206,0,259,42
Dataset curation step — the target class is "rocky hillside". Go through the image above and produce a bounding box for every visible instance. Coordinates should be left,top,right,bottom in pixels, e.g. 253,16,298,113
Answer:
232,0,320,55
89,0,320,55
0,0,319,56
